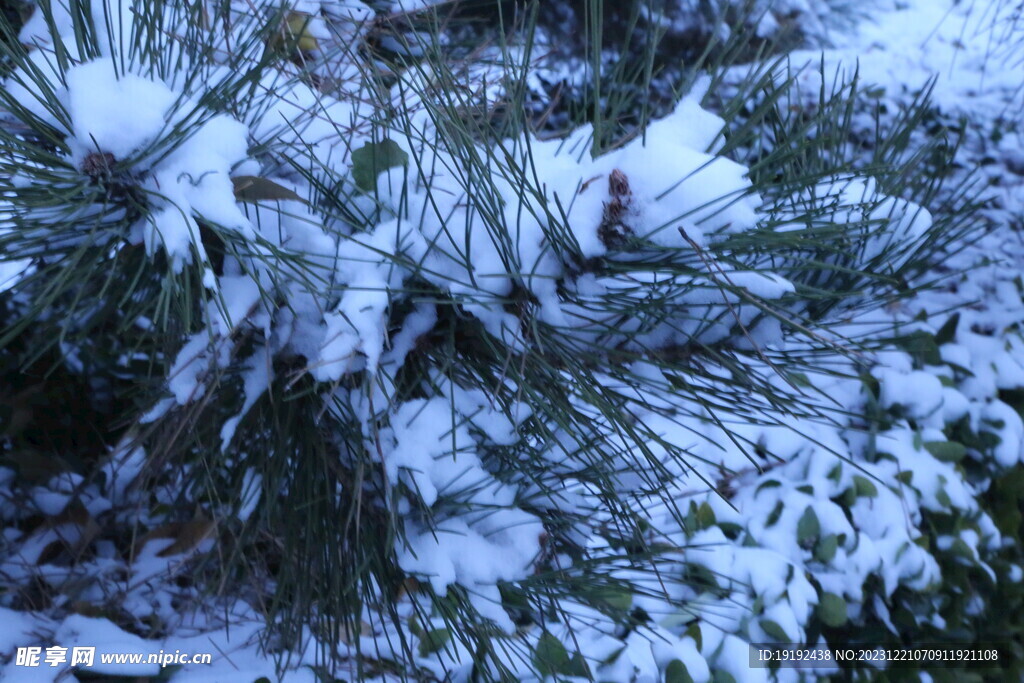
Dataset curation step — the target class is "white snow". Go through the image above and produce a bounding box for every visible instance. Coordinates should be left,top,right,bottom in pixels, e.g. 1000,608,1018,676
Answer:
3,0,1024,681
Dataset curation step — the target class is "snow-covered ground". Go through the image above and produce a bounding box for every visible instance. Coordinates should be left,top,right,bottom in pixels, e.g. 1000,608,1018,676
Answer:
1,0,1023,681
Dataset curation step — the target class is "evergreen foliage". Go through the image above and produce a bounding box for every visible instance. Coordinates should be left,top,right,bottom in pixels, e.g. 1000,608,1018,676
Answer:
0,0,1019,681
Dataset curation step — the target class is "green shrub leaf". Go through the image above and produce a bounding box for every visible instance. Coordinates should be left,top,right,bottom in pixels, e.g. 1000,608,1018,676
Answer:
759,619,790,642
696,501,716,530
814,534,839,563
935,312,960,345
797,507,821,549
853,475,879,498
351,139,409,191
665,659,695,683
534,632,570,676
924,441,967,463
417,628,450,657
817,592,847,627
684,623,702,652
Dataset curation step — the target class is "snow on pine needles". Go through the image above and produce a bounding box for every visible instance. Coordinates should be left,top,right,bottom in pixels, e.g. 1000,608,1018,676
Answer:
0,0,1023,681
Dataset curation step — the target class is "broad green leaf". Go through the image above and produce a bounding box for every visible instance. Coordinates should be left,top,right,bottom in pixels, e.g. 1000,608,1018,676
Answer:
935,312,960,345
596,587,633,611
566,653,589,677
684,623,702,652
718,521,743,538
817,592,847,627
752,595,764,616
759,619,789,642
814,534,839,563
351,139,409,192
285,12,319,52
788,372,812,387
797,507,820,549
924,441,967,463
853,475,878,498
949,538,975,560
417,628,450,657
696,501,716,530
895,331,942,366
665,659,695,683
840,487,857,507
534,632,569,676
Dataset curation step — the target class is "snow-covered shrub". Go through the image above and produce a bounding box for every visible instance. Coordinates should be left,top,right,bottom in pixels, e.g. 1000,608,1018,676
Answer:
421,0,878,146
1,0,1021,681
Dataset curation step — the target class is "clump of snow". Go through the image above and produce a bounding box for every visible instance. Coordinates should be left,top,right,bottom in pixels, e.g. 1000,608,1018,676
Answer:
65,61,178,163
